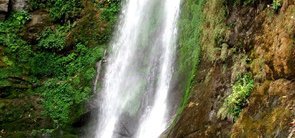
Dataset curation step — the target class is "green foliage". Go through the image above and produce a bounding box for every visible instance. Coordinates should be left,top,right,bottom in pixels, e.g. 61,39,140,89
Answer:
97,0,121,23
36,44,104,124
26,0,116,125
0,11,30,35
27,0,54,11
75,0,121,45
218,74,254,120
1,11,105,126
12,11,31,25
29,52,61,77
169,0,206,128
38,25,71,51
272,0,282,11
0,11,32,70
27,0,82,22
50,0,83,22
41,78,90,124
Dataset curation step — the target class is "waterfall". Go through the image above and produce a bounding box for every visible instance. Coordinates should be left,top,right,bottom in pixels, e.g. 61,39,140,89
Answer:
95,0,181,137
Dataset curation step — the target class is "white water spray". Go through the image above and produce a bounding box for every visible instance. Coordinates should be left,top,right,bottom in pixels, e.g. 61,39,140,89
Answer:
95,0,181,137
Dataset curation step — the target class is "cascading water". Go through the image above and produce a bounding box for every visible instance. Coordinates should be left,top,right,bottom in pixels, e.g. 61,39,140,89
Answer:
95,0,181,137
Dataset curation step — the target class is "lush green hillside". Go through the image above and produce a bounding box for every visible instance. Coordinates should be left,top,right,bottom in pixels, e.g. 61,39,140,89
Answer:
0,0,120,137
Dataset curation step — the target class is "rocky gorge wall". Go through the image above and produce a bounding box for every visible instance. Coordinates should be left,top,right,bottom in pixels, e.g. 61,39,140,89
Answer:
169,0,295,137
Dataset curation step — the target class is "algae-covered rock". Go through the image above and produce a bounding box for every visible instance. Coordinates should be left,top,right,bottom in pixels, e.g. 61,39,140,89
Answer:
0,95,53,137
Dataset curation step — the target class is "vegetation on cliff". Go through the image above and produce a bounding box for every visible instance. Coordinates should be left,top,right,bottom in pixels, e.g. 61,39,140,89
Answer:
169,0,295,137
218,74,254,120
0,0,121,137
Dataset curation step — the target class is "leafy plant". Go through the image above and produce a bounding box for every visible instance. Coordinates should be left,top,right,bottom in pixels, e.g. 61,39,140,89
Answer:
37,43,104,124
0,0,119,129
28,0,82,22
0,11,30,33
272,0,282,11
0,11,32,65
218,73,254,120
49,0,83,22
41,78,90,124
37,25,71,51
97,0,121,22
27,0,54,11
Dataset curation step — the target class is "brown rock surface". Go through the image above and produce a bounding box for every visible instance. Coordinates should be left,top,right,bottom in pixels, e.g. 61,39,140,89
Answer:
0,0,9,20
169,0,295,137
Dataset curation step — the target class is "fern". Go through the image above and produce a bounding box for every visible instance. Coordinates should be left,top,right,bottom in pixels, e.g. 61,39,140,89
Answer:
218,74,254,120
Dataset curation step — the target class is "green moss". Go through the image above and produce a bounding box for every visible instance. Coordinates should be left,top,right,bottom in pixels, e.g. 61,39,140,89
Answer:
28,0,83,22
174,0,227,123
169,0,205,127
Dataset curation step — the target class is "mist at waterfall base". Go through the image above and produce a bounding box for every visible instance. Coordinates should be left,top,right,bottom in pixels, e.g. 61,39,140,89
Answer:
92,0,181,137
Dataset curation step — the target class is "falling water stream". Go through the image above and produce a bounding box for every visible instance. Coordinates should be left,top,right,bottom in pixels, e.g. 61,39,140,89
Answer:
95,0,181,137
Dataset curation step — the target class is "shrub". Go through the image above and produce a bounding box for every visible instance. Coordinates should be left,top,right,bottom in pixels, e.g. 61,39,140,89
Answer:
41,78,91,125
37,25,71,51
49,0,83,22
0,11,32,65
37,44,104,124
0,1,112,128
0,11,30,35
272,0,282,11
97,0,121,22
27,0,54,11
29,52,62,77
28,0,83,22
218,73,254,120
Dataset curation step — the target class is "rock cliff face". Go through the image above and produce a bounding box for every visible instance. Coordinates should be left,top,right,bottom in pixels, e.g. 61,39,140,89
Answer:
0,0,9,19
169,0,295,137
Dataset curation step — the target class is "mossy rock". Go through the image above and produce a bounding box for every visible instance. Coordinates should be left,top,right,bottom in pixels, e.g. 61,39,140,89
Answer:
0,96,52,132
21,10,52,44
